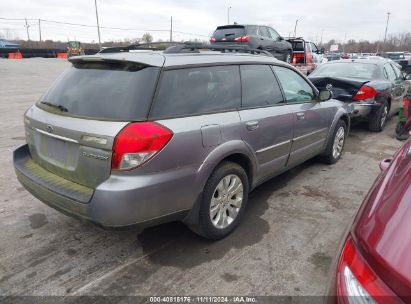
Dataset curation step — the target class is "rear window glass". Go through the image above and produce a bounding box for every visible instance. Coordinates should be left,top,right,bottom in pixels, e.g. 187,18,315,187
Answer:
38,62,159,121
291,41,305,52
150,66,241,118
241,65,284,108
213,26,246,39
311,63,378,79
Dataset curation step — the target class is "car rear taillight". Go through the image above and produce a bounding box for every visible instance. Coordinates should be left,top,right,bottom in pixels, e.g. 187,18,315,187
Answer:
292,53,305,65
112,122,173,171
210,37,216,43
335,236,399,304
234,35,250,43
353,86,377,101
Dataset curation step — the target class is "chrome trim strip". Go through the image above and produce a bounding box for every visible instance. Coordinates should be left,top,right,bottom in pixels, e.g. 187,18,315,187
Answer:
293,128,328,142
256,140,291,154
32,127,79,144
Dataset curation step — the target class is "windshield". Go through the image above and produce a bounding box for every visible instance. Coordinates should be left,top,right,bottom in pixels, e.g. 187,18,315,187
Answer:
311,62,378,79
38,62,159,121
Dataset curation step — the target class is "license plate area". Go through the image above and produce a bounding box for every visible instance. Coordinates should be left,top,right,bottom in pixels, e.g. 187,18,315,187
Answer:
45,136,68,164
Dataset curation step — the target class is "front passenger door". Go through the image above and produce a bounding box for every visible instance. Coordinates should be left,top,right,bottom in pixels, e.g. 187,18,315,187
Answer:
238,65,294,181
273,66,332,167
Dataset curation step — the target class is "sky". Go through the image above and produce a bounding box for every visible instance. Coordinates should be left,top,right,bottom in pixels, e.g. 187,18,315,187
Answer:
0,0,409,44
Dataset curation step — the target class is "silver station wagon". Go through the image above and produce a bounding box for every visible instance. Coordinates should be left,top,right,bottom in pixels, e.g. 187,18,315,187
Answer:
14,45,350,239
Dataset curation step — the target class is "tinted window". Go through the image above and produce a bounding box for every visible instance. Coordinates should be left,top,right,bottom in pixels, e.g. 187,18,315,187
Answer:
39,62,159,121
384,63,397,81
241,65,284,108
273,66,315,103
259,27,270,38
268,28,280,40
291,41,305,52
246,25,258,35
213,26,246,40
311,62,378,79
151,66,240,118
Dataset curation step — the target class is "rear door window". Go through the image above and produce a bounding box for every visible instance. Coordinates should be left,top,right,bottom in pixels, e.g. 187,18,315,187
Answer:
240,65,284,108
384,63,397,82
273,66,315,103
268,28,280,40
246,25,258,35
259,27,271,38
150,66,241,118
38,62,160,121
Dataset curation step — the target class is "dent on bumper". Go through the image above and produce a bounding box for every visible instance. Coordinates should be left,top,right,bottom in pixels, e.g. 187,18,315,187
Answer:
349,102,378,119
14,144,204,228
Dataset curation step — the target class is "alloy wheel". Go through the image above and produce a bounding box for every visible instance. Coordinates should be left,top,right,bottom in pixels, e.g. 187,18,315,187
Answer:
332,127,345,159
209,174,243,229
380,105,388,128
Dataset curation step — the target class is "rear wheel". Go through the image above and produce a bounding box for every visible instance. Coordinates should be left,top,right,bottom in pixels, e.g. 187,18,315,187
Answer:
368,101,389,132
320,120,347,164
194,162,249,240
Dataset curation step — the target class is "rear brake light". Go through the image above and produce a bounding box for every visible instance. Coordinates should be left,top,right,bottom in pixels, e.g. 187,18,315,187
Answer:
112,122,173,171
353,86,377,101
210,37,216,43
234,35,250,43
335,236,399,304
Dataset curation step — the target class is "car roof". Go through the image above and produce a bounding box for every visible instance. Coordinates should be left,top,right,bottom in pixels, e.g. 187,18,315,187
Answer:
69,50,281,68
323,58,388,65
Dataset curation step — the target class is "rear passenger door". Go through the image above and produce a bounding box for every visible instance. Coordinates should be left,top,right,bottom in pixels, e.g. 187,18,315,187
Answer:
257,26,272,50
238,65,294,181
272,65,332,167
149,66,243,177
384,63,403,112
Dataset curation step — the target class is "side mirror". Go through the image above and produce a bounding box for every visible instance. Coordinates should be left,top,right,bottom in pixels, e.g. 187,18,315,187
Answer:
379,158,393,171
319,89,332,101
404,74,411,81
317,48,325,54
279,36,284,41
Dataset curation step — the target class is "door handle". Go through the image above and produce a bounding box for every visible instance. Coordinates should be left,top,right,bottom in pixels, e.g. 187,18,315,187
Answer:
246,121,259,131
296,112,305,120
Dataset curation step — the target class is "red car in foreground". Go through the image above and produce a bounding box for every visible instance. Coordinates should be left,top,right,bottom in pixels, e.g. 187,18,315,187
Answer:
328,138,411,303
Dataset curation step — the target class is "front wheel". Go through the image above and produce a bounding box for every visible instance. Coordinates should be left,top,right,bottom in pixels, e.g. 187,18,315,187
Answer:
320,120,347,164
194,162,249,240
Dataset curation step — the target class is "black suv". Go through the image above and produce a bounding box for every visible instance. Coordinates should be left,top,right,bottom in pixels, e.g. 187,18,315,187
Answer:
210,24,293,63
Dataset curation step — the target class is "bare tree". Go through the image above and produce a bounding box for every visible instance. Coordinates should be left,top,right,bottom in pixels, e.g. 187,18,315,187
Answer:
141,33,153,43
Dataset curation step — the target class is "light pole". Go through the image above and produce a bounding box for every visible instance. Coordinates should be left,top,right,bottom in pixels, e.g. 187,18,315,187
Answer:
94,0,102,50
383,12,391,49
293,19,299,37
227,6,232,24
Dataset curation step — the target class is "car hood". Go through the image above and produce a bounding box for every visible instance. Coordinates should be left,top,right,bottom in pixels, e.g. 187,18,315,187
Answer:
353,139,411,296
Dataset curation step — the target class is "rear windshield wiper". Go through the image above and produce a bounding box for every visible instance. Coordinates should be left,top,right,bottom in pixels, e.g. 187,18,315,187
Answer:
40,101,68,112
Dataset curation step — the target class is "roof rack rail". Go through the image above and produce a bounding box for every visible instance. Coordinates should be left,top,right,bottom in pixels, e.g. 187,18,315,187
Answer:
98,42,185,54
164,43,274,57
284,36,304,40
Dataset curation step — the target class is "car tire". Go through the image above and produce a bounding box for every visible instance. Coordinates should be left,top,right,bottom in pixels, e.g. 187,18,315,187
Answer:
285,50,292,63
320,120,347,164
368,101,389,132
194,161,249,240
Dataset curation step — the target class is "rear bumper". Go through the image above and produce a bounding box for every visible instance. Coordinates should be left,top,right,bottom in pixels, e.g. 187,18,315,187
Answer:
348,102,380,121
14,145,203,228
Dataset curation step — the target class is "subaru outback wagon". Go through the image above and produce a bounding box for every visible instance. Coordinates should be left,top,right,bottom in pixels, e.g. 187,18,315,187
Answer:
14,46,350,239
